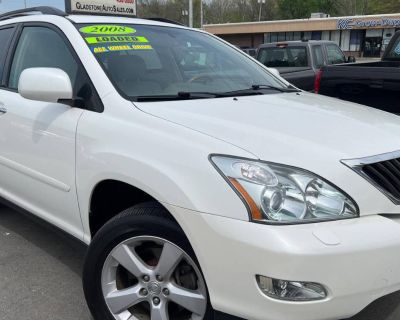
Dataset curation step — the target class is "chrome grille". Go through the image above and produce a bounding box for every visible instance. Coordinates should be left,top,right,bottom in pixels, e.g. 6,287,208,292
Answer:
342,151,400,205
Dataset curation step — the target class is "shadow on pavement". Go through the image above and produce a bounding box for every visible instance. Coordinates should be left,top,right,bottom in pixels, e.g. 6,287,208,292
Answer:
0,204,91,320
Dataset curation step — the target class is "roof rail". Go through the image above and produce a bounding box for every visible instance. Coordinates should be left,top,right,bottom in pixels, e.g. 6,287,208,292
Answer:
0,6,66,22
146,17,184,26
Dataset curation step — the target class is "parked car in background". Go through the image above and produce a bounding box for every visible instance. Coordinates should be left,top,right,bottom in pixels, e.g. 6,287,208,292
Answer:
316,31,400,113
242,47,257,57
257,40,355,91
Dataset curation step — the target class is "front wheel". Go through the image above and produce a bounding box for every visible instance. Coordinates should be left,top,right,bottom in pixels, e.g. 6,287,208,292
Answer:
83,202,213,320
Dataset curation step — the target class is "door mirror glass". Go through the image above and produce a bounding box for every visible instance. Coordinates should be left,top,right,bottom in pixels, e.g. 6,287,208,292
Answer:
18,68,73,103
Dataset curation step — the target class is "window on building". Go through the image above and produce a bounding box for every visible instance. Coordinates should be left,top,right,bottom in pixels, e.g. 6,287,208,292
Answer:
330,30,341,46
350,30,363,52
277,32,285,42
303,31,312,41
340,30,350,51
311,31,322,40
286,32,294,41
293,32,301,41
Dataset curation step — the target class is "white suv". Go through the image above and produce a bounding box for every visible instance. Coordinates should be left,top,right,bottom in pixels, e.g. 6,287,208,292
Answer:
1,7,400,320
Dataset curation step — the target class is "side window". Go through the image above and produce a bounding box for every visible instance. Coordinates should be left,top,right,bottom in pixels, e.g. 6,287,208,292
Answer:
0,27,14,83
326,44,346,65
8,26,102,112
9,27,78,90
312,45,324,68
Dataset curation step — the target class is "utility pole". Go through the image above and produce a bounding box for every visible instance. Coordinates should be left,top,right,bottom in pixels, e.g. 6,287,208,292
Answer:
258,0,266,22
189,0,193,28
200,0,203,29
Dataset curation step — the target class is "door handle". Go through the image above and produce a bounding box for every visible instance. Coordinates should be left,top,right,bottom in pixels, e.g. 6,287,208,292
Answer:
0,106,7,115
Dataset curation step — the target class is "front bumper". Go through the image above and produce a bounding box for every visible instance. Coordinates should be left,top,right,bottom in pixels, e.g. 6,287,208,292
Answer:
166,204,400,320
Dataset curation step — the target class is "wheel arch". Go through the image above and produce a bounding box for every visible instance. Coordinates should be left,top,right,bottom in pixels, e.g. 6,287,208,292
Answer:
87,178,185,238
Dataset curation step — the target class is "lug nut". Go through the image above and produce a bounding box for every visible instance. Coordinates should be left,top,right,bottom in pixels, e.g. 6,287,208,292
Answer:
140,288,148,296
162,288,169,296
156,275,163,282
143,275,150,282
153,297,160,305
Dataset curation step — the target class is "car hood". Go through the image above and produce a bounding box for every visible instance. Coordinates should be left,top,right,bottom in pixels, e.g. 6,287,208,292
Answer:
136,92,400,164
136,92,400,214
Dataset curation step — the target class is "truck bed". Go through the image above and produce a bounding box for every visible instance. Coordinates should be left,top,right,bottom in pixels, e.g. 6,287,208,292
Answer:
319,61,400,113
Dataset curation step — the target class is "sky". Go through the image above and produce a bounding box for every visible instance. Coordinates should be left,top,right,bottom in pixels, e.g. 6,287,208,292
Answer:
0,0,65,13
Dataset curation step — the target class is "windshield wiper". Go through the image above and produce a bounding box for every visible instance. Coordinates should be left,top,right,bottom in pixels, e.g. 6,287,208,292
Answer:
252,84,300,92
135,92,220,102
135,85,299,102
221,85,300,96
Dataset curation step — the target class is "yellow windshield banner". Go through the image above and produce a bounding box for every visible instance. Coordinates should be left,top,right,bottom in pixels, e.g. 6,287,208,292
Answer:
80,25,136,35
86,36,148,44
92,44,153,53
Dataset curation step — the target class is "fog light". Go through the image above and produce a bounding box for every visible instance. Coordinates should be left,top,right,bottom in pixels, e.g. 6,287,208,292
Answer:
256,275,327,301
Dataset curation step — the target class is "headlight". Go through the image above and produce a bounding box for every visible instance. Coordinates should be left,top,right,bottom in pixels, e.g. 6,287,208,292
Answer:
211,155,358,224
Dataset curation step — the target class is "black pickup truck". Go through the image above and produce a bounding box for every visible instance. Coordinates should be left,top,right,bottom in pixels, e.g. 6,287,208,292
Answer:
256,40,354,91
317,31,400,113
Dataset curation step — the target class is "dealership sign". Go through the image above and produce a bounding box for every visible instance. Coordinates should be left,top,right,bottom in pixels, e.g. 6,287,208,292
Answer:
337,17,400,30
66,0,136,16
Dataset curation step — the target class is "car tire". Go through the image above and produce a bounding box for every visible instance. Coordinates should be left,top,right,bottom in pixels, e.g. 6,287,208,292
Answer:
83,202,214,320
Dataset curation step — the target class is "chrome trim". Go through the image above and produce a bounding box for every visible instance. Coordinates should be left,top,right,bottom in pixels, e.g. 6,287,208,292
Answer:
341,150,400,167
341,150,400,205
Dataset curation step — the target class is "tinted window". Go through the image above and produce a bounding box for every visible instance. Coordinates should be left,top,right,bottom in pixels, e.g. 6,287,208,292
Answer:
9,27,78,89
78,24,288,100
0,27,14,82
386,36,400,60
326,44,346,64
258,46,308,68
312,45,324,68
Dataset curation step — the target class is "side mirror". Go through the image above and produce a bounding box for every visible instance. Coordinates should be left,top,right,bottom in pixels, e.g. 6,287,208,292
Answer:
268,68,280,77
347,56,356,63
18,68,73,104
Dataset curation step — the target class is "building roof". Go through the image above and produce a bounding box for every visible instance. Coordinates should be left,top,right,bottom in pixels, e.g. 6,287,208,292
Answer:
204,13,400,35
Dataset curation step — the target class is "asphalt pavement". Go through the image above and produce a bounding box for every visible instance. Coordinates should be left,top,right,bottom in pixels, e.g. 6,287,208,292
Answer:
0,204,399,320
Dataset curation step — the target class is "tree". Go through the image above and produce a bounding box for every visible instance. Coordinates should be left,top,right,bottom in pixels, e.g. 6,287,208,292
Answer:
366,0,400,14
276,0,312,19
136,0,400,26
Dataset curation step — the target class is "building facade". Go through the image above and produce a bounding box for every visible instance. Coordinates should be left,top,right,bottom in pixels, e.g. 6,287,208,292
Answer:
204,13,400,57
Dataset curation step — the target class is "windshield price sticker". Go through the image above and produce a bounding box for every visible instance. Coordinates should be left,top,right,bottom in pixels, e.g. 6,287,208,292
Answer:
66,0,136,16
80,25,136,35
86,35,148,44
92,43,153,53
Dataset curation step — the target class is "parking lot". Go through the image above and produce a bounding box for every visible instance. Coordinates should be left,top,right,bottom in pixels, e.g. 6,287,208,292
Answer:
0,204,398,320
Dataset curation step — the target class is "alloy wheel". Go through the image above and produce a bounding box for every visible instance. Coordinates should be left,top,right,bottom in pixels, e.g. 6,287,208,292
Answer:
101,236,208,320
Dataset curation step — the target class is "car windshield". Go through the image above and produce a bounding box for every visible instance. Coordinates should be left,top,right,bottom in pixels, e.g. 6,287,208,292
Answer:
386,35,400,60
77,24,290,101
257,46,308,68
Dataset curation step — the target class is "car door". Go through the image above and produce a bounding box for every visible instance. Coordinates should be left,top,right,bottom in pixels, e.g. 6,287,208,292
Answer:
0,24,88,239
